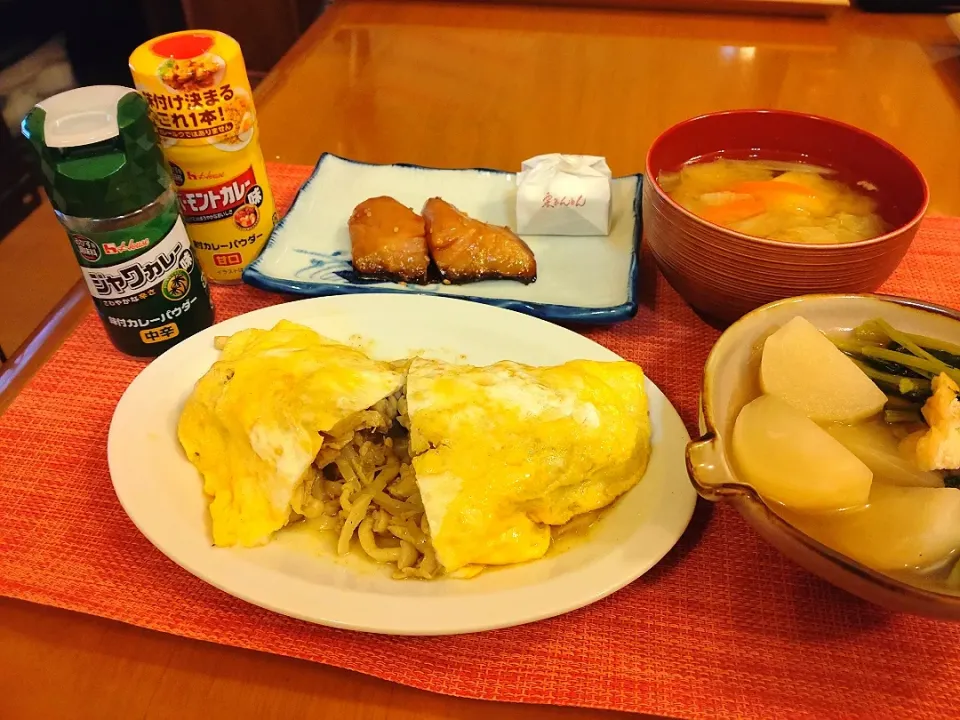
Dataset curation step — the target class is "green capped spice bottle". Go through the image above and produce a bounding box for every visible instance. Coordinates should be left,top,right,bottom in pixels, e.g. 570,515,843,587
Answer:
22,85,214,357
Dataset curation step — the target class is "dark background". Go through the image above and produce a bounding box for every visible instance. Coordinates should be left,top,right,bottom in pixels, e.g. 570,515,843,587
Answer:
0,0,187,242
0,0,326,243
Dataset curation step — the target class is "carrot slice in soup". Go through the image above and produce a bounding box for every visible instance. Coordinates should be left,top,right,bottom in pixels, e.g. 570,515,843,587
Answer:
699,196,766,225
729,180,819,200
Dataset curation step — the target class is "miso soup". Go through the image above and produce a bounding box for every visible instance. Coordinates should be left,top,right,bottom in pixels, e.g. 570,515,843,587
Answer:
658,158,887,244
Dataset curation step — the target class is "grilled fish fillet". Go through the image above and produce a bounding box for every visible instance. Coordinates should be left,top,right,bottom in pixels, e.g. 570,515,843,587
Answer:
422,197,536,284
348,196,430,284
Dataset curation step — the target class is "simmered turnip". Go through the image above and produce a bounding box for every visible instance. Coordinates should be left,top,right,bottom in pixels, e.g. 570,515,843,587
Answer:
732,395,873,512
825,421,944,489
782,485,960,571
760,316,887,423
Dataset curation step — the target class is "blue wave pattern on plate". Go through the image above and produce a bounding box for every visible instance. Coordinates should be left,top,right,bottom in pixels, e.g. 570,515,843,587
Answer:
293,249,444,291
244,153,643,324
293,249,354,282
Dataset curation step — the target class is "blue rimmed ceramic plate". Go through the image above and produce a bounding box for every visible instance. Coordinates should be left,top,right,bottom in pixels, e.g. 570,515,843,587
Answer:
243,153,643,324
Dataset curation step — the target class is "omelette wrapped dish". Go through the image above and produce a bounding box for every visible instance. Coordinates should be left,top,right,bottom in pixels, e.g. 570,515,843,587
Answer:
178,320,405,547
406,357,651,572
179,323,651,578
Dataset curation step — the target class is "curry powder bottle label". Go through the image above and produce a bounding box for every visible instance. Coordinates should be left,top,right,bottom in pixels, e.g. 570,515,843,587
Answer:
72,214,211,348
130,30,277,284
23,86,215,357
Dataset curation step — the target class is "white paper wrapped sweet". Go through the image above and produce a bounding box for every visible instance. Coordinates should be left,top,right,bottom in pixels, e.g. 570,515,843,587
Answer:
515,154,612,236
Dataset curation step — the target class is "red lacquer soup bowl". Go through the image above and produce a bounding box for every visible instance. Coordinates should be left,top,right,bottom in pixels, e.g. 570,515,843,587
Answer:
643,109,929,324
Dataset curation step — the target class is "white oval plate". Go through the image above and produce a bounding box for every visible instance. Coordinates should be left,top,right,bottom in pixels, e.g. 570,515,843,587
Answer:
108,294,696,635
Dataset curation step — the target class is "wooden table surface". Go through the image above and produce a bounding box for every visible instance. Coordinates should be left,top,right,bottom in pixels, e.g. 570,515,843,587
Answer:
3,2,960,718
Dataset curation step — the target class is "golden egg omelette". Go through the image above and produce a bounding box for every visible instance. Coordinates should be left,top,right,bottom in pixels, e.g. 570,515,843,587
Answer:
177,320,405,547
178,321,652,577
405,356,652,573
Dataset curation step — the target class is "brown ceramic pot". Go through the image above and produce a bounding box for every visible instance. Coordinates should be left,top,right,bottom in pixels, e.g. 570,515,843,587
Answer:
688,294,960,619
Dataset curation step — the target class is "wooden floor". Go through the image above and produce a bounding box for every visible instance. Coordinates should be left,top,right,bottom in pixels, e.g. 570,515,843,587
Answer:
0,198,80,364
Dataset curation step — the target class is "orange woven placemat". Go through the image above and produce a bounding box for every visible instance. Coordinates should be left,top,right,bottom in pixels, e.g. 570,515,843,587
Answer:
3,163,960,719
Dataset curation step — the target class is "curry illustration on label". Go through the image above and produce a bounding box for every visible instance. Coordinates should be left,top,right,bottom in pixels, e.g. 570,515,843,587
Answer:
163,269,192,300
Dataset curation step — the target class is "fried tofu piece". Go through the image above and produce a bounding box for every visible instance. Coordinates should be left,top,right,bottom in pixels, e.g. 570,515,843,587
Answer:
421,198,536,284
916,373,960,471
348,197,430,284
